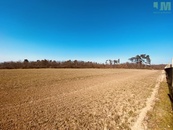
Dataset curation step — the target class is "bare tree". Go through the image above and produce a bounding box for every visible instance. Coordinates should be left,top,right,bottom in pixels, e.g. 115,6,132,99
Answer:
109,59,112,65
118,59,120,64
113,60,117,65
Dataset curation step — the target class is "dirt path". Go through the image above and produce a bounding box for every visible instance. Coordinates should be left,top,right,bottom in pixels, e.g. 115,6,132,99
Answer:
131,71,165,130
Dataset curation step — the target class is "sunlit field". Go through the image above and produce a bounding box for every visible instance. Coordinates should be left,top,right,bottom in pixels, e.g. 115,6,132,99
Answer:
0,69,162,129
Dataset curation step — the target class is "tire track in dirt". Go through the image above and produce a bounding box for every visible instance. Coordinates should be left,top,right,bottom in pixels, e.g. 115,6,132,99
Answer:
131,71,165,130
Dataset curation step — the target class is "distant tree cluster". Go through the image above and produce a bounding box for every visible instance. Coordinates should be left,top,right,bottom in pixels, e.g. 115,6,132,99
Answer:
129,54,151,65
0,54,165,70
105,59,120,65
0,59,105,69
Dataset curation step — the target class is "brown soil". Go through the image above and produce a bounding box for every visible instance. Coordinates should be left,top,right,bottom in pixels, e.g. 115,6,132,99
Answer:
0,69,162,130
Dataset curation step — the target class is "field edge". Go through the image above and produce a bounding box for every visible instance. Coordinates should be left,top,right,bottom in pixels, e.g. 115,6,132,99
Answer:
145,80,173,130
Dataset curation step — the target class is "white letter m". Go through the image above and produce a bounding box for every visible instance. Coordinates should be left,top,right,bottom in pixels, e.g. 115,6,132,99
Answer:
160,2,171,11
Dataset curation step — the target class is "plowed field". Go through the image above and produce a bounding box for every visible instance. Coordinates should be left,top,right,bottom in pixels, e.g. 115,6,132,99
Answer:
0,69,163,130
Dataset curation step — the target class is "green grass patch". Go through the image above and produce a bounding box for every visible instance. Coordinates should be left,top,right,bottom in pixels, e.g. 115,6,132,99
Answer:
146,81,173,130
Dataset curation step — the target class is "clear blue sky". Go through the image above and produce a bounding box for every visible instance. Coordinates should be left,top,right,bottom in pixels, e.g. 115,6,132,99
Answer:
0,0,172,64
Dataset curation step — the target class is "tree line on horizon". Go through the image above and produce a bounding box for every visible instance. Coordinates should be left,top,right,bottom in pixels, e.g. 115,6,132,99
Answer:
0,54,165,69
